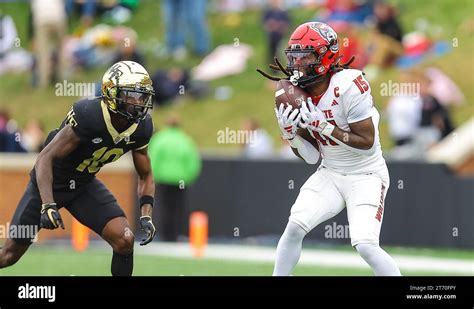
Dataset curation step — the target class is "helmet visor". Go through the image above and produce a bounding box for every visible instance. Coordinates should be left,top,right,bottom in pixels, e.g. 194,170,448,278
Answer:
118,90,153,107
286,50,319,69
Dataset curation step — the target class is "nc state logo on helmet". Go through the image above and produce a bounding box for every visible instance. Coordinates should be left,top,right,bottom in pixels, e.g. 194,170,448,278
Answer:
309,22,339,52
101,61,155,123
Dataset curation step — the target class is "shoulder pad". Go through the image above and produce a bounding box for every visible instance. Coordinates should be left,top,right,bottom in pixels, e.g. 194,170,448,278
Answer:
329,69,365,96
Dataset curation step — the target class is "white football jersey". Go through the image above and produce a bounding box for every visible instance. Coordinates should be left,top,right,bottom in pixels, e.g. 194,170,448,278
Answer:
311,69,386,174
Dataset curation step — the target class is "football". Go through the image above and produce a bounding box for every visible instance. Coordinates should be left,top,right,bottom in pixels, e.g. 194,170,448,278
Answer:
274,79,310,111
274,80,319,151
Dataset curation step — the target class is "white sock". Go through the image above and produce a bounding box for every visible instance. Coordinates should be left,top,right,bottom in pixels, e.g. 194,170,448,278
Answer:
355,243,401,276
273,221,307,276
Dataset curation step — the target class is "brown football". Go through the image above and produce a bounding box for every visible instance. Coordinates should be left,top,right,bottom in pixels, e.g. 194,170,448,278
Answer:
274,80,319,152
274,79,309,111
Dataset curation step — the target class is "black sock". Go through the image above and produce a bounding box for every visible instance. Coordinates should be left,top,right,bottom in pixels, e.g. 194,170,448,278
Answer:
111,251,133,276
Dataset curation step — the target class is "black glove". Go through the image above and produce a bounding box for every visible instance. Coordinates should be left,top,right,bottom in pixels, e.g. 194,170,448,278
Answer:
40,203,64,230
139,215,156,246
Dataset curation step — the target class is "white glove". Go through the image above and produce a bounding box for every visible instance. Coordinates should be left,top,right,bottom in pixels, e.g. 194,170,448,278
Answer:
274,103,302,140
299,97,335,137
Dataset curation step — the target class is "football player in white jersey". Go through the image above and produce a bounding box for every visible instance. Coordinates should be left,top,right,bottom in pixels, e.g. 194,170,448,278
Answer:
258,22,401,276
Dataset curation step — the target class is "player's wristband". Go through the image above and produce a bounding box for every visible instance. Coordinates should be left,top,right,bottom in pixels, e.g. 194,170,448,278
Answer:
40,203,57,216
139,195,154,208
319,122,335,136
41,202,57,208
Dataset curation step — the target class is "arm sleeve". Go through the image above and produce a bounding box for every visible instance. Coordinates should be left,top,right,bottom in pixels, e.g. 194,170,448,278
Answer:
288,135,320,164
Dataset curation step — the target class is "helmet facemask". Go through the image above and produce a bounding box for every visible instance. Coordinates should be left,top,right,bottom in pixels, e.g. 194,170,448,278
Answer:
285,46,331,88
111,87,154,123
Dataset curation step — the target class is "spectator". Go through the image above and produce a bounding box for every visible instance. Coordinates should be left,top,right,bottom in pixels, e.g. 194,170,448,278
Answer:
161,0,186,60
425,67,465,107
318,0,373,25
151,68,190,106
0,110,26,153
240,118,274,159
20,119,46,153
110,27,145,65
386,95,422,146
387,69,455,161
0,14,17,56
373,1,402,43
185,0,210,56
148,114,202,242
31,0,67,88
365,0,403,79
262,0,291,66
65,0,96,30
418,72,454,139
161,0,210,60
0,14,33,75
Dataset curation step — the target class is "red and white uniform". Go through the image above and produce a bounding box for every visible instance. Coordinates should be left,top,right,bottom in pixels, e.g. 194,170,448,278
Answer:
311,68,386,174
289,69,389,246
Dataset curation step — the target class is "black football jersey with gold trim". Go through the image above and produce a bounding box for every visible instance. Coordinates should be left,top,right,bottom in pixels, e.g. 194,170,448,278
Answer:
31,98,153,191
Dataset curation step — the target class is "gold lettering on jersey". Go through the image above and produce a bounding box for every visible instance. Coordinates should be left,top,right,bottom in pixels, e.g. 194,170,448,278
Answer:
65,108,78,127
76,147,124,173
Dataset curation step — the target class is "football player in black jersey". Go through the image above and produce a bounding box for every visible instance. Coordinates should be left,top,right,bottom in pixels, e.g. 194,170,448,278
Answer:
0,61,157,276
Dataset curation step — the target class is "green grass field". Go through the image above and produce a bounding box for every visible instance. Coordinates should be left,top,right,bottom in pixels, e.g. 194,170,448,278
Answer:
0,247,370,276
0,244,472,276
0,0,473,152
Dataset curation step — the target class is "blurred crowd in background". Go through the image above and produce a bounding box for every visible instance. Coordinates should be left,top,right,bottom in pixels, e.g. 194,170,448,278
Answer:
0,0,468,164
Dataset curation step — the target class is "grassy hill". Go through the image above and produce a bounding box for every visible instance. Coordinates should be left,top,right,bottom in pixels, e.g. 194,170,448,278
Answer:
0,0,473,152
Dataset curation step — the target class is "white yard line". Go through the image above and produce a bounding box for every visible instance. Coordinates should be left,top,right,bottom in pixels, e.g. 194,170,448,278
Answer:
135,242,474,275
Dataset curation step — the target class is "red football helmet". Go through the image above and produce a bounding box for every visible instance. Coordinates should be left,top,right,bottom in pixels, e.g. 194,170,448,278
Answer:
285,22,340,87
